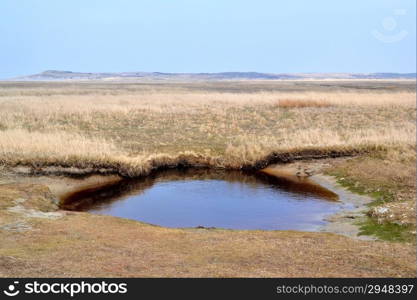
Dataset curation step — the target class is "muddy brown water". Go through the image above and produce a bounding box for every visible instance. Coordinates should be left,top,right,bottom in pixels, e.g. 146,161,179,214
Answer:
61,169,349,231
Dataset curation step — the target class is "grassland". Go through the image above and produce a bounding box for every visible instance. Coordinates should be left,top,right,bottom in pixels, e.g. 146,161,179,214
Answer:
0,80,415,175
0,79,415,277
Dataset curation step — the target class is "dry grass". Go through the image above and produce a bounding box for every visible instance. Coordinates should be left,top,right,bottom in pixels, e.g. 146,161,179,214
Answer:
0,80,416,277
0,205,415,277
0,81,415,176
276,98,332,108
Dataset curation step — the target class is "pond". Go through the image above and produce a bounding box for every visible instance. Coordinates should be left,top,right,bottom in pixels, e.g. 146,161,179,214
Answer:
61,169,346,231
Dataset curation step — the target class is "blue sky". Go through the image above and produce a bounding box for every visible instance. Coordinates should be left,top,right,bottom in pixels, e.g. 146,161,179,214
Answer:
0,0,415,78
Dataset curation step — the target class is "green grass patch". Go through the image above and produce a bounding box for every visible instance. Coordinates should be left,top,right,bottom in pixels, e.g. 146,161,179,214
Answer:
327,169,394,206
357,218,415,243
326,168,415,242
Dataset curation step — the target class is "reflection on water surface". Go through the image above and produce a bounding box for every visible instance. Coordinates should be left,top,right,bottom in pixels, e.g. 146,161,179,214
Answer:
61,169,343,230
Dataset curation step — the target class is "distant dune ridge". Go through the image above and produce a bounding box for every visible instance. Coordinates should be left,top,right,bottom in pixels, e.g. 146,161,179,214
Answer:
9,70,417,81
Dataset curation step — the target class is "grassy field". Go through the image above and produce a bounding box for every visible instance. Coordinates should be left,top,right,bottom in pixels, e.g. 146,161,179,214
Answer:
0,79,415,277
0,80,415,175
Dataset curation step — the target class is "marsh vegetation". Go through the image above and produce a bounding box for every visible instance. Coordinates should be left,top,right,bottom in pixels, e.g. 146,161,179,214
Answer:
0,79,415,277
0,80,414,176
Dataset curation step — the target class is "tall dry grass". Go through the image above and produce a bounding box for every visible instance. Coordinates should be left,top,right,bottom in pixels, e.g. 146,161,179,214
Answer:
0,81,415,176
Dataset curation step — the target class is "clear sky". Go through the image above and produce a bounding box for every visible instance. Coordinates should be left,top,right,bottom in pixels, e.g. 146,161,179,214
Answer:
0,0,415,78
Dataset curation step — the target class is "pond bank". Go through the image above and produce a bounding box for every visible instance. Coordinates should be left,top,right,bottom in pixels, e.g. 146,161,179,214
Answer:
0,157,415,277
261,162,374,240
2,157,374,239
